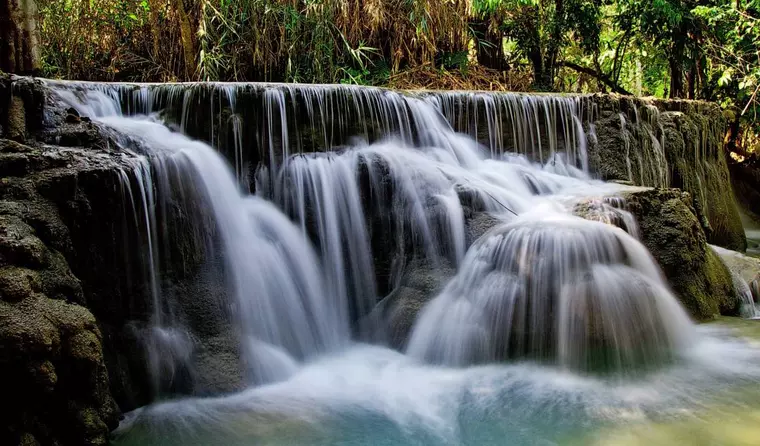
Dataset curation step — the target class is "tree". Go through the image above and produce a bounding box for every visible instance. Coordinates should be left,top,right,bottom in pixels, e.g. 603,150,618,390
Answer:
1,0,41,74
472,0,602,90
616,0,708,99
693,0,760,155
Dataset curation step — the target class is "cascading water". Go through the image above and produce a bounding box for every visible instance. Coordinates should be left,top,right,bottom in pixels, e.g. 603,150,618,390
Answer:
43,79,760,445
406,212,693,371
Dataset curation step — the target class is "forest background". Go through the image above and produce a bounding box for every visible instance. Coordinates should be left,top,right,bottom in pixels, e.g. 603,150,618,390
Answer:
7,0,760,154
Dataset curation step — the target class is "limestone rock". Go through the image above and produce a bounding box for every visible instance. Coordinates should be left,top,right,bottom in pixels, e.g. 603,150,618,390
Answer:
621,188,739,320
376,258,456,350
0,266,40,301
587,95,745,252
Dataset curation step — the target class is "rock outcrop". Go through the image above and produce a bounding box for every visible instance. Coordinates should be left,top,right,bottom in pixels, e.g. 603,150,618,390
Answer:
0,105,125,444
587,95,745,252
1,76,247,445
619,188,739,320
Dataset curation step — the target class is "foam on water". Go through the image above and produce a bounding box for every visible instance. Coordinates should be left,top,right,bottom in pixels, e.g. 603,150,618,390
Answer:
111,333,760,446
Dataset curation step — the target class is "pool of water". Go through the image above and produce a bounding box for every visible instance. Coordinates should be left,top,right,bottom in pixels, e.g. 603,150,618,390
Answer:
113,320,760,446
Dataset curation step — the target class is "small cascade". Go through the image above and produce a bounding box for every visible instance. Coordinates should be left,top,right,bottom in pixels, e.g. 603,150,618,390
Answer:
428,92,590,170
115,120,348,385
710,245,760,319
116,160,195,394
734,274,760,319
54,89,350,387
407,212,693,372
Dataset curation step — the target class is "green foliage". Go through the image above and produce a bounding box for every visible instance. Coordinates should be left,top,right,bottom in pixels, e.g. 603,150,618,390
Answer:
471,0,602,89
30,0,760,153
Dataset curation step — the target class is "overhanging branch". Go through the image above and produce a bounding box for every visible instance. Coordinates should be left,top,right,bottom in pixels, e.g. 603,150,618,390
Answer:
560,61,633,96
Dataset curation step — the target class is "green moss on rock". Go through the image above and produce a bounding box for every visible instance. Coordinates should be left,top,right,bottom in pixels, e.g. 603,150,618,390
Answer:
0,266,41,301
0,215,49,268
622,188,739,320
588,96,746,252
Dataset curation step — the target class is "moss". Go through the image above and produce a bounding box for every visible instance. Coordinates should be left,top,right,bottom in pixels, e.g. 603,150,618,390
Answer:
588,97,746,252
72,406,109,446
0,299,61,356
28,359,58,392
623,188,738,320
39,250,84,303
0,266,40,302
0,215,49,268
65,329,103,367
17,433,40,446
32,295,98,337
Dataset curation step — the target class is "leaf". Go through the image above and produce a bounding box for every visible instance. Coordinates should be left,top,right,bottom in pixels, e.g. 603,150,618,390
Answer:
718,69,733,87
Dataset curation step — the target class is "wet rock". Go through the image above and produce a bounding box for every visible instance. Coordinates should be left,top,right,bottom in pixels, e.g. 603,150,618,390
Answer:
587,95,745,252
8,95,27,142
65,108,81,124
622,188,739,320
192,332,245,395
0,294,119,446
0,215,49,268
466,211,502,244
711,245,760,303
0,266,41,302
376,258,456,350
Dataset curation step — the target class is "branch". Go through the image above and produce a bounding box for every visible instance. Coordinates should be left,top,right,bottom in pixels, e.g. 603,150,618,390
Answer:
560,61,634,95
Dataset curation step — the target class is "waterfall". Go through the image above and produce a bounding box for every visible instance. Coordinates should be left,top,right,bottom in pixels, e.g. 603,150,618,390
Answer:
43,80,593,175
38,78,760,445
48,79,699,383
406,212,693,372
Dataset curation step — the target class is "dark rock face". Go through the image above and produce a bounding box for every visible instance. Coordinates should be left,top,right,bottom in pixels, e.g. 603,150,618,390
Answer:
0,145,124,445
376,212,502,349
729,155,760,224
1,76,246,446
0,76,151,445
586,95,745,252
621,188,739,320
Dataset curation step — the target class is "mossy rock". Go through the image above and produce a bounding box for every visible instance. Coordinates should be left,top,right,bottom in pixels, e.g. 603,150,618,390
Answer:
0,215,49,268
587,97,746,252
0,295,118,446
0,299,61,356
623,188,739,320
0,266,41,302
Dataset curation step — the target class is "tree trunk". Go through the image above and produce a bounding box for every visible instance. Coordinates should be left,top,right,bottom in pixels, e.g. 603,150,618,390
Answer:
726,113,743,156
173,0,196,80
148,0,162,59
471,19,508,71
0,0,41,74
669,56,685,99
687,62,697,99
531,53,555,91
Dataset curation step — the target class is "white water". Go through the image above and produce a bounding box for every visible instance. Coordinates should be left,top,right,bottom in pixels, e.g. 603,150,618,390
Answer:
46,80,760,445
407,212,693,371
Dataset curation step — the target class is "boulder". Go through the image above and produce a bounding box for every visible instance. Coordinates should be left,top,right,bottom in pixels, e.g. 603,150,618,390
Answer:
711,244,760,303
376,211,502,350
376,258,456,350
621,188,739,320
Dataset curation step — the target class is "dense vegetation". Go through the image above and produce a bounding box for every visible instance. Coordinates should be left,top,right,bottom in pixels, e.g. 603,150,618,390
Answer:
15,0,760,153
